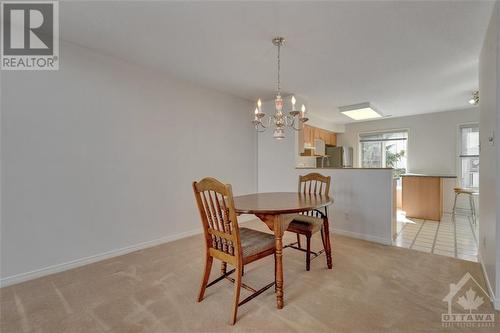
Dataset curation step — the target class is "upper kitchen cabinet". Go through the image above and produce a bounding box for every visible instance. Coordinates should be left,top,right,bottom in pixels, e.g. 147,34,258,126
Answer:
300,125,337,155
303,125,314,146
321,131,337,146
307,125,337,146
329,132,337,146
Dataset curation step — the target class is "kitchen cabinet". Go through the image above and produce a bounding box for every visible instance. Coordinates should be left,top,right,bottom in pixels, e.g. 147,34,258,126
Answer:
303,125,314,146
318,129,326,142
329,133,337,146
301,125,337,152
401,174,457,221
313,128,320,141
402,176,442,221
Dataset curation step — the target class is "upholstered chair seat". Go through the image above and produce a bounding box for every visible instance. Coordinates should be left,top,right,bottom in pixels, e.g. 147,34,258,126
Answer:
287,215,324,234
240,228,276,259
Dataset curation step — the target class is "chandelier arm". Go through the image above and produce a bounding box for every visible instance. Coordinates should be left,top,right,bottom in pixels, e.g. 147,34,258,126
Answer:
287,114,306,131
255,119,267,132
287,116,301,131
258,116,271,129
290,122,303,131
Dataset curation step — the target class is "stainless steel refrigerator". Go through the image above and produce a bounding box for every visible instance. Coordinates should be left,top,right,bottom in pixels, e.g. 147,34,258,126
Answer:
325,146,353,168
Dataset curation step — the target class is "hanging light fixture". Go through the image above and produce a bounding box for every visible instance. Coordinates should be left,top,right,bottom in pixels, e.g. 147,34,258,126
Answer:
252,37,308,139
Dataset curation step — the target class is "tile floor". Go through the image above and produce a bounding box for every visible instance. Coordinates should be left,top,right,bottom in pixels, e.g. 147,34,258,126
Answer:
394,210,478,262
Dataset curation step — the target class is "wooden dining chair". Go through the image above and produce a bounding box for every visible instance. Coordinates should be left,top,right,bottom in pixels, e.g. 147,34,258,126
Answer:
285,173,333,271
193,177,276,325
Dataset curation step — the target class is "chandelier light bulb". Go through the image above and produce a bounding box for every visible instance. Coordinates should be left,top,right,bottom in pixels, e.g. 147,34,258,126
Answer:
301,104,306,113
257,98,262,109
254,108,258,115
291,96,296,105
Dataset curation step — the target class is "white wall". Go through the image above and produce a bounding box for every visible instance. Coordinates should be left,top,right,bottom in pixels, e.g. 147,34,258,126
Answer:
338,108,479,175
306,113,346,133
479,1,500,310
0,41,257,285
258,128,394,245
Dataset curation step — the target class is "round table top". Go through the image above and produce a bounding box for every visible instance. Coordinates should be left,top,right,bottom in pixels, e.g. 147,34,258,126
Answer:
233,192,333,215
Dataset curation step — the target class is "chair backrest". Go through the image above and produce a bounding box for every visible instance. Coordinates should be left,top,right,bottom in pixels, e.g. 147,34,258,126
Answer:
193,177,241,261
298,172,331,196
298,173,331,218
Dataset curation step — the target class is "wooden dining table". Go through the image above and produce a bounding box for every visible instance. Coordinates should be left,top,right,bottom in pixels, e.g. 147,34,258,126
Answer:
233,192,333,309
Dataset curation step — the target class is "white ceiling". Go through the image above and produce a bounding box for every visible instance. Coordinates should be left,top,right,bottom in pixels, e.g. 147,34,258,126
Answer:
60,1,494,124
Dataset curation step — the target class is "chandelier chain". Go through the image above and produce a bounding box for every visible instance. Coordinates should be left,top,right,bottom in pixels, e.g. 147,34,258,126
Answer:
277,41,281,94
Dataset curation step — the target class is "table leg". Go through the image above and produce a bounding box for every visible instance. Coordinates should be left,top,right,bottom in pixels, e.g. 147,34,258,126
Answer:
255,213,292,309
323,218,333,269
274,215,284,309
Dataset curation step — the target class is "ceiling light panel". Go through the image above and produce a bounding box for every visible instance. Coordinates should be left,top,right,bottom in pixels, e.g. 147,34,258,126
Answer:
339,102,383,120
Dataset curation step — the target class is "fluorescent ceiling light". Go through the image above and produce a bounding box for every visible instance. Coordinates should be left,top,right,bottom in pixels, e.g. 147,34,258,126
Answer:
339,102,383,120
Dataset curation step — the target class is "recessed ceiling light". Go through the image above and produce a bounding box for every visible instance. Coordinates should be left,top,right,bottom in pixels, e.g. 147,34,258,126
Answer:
339,102,383,120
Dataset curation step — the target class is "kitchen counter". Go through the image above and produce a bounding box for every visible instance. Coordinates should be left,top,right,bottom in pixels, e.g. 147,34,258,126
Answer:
402,173,457,178
261,167,395,245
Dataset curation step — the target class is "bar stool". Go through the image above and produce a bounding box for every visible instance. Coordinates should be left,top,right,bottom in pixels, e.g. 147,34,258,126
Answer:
452,187,478,224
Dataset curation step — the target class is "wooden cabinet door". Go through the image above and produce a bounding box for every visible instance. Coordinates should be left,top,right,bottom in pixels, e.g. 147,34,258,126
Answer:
316,129,322,142
303,125,312,145
320,130,328,142
315,129,321,142
402,176,442,221
329,133,337,146
302,125,337,146
312,128,319,141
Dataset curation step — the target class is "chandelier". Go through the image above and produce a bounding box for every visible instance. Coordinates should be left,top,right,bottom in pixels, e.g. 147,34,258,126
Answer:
252,37,308,139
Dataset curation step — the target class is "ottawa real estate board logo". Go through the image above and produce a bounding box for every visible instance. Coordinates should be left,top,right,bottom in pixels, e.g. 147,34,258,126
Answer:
441,272,495,328
1,1,59,70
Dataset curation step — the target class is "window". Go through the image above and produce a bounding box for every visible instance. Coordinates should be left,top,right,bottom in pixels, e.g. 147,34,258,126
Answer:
360,130,408,177
459,124,479,188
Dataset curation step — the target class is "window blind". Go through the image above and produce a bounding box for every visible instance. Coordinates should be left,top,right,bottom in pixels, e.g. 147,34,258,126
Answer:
359,131,408,143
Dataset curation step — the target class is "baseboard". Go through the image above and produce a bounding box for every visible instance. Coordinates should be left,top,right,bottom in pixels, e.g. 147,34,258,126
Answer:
332,228,392,246
477,251,500,310
0,227,202,288
0,214,259,288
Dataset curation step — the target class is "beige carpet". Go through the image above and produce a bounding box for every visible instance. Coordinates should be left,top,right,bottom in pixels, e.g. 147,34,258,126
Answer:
1,220,498,332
